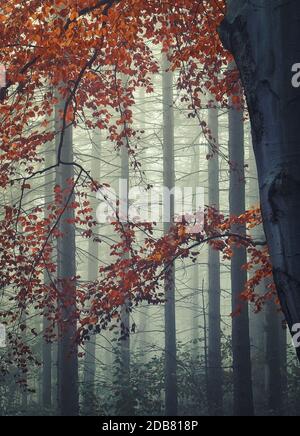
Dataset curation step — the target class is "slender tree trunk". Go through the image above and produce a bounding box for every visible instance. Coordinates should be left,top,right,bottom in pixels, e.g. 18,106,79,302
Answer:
201,279,209,401
190,136,200,361
42,138,54,410
229,86,254,416
83,130,101,414
55,92,79,416
162,52,178,416
137,87,149,363
191,261,199,361
42,312,52,409
220,0,300,361
21,313,28,412
207,101,223,416
119,140,131,416
52,328,58,412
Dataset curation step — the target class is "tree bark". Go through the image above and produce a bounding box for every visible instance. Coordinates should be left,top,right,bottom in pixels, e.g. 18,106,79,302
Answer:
229,85,254,416
190,134,200,362
55,93,79,417
220,0,300,361
248,141,267,412
42,134,55,410
83,130,101,414
137,87,149,364
118,139,132,416
207,102,223,416
162,52,178,416
265,298,283,415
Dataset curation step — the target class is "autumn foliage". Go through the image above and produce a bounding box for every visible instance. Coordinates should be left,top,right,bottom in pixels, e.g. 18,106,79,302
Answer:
0,0,275,382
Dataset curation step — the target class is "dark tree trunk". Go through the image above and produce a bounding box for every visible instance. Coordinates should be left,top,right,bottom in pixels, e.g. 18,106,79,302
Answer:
220,0,300,361
207,103,223,416
162,52,178,416
248,144,266,412
229,86,254,416
42,138,54,409
21,313,28,411
279,321,288,409
83,130,101,414
55,95,79,417
190,132,200,362
118,139,132,416
43,302,52,410
265,298,283,415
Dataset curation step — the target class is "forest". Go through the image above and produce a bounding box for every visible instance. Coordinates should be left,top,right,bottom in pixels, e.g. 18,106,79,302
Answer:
1,0,300,418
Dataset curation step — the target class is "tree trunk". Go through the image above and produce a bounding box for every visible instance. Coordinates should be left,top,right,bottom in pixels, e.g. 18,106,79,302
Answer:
279,321,288,411
162,52,178,416
220,0,300,361
248,143,266,412
265,298,283,415
189,133,200,361
137,87,149,363
119,140,131,416
55,93,79,416
21,313,28,412
248,138,286,416
207,102,223,416
229,85,254,416
191,257,200,361
82,130,101,414
42,136,54,410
